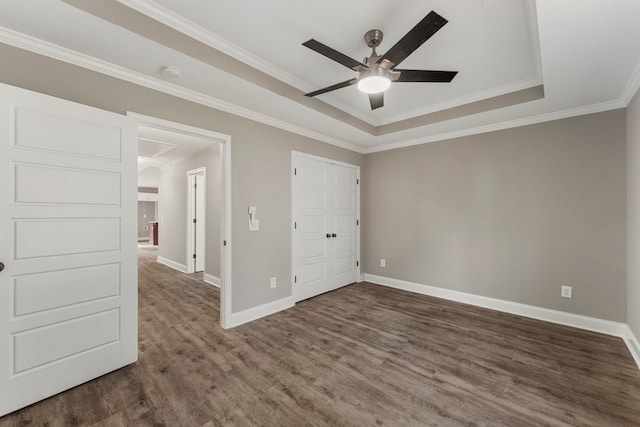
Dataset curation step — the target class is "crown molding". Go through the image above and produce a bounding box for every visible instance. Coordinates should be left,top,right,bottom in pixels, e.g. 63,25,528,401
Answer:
0,26,364,154
620,62,640,107
364,99,624,154
526,0,543,82
115,0,376,126
377,77,543,126
115,0,546,129
1,21,638,157
116,0,312,94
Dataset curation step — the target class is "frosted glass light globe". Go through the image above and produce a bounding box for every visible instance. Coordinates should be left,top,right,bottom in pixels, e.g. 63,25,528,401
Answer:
357,76,391,94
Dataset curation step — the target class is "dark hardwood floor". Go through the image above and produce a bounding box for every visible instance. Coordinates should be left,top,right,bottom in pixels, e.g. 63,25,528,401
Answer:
2,245,640,426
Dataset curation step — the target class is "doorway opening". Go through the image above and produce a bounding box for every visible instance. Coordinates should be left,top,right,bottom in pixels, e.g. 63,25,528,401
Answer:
187,167,206,274
130,112,232,328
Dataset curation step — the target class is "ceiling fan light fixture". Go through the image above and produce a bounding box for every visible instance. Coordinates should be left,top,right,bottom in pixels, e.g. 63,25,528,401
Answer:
357,75,391,94
302,11,457,109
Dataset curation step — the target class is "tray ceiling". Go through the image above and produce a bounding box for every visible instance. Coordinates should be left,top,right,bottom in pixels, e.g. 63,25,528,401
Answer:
0,0,639,152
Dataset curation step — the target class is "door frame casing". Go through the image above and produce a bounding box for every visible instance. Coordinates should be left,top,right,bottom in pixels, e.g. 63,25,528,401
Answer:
128,113,233,329
186,167,206,274
291,151,361,302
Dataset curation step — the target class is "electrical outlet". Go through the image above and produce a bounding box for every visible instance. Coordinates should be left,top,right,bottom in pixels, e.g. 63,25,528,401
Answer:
380,259,386,268
561,285,572,298
270,277,277,288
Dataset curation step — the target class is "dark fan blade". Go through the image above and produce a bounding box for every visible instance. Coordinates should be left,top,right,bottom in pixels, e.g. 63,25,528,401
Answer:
305,79,356,97
303,39,367,71
378,11,448,68
395,69,458,83
369,92,384,110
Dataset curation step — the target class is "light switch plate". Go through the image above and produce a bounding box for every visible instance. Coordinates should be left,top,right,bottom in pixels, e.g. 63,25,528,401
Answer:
249,205,259,231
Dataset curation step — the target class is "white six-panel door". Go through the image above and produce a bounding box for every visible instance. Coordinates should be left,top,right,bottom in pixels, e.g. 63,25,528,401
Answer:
292,153,359,302
0,83,138,416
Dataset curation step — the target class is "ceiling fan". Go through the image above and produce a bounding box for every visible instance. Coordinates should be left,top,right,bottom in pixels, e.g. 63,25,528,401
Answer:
302,11,458,110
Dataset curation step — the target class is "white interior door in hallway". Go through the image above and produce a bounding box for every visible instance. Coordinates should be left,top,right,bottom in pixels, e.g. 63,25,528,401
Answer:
0,83,138,416
292,152,360,302
187,168,206,273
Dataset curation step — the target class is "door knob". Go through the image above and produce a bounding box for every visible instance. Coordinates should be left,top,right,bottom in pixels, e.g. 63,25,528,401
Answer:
326,233,331,238
332,233,337,238
0,262,4,272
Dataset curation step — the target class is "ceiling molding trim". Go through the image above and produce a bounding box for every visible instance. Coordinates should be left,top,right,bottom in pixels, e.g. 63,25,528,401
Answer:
117,0,546,130
131,112,230,142
0,26,365,154
525,0,543,81
116,0,313,94
137,156,165,168
364,100,624,154
620,62,640,107
377,77,543,126
137,137,178,158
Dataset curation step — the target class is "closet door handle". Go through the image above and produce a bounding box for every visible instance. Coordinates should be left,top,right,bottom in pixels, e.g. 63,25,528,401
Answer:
0,262,4,272
326,233,331,239
332,233,337,238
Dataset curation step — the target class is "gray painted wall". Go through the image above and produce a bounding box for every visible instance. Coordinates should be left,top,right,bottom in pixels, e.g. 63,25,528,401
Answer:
628,88,640,336
157,145,221,278
0,44,363,314
363,110,627,322
138,167,160,188
228,119,362,311
137,201,156,239
158,156,194,266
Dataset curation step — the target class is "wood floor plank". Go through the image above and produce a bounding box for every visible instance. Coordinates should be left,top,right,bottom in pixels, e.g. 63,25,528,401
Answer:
1,245,639,426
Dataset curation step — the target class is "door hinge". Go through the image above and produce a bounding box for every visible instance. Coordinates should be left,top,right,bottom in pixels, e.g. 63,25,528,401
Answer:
194,183,197,189
294,221,297,230
356,219,359,226
356,261,359,267
294,275,297,283
193,218,197,224
224,240,227,246
294,168,297,175
356,178,359,185
193,254,197,259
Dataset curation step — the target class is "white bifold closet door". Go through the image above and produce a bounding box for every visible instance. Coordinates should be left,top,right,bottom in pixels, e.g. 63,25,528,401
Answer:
0,83,138,416
293,153,360,302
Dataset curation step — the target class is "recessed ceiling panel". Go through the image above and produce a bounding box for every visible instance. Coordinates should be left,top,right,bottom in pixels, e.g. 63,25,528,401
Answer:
137,138,177,158
1,0,640,152
151,0,542,123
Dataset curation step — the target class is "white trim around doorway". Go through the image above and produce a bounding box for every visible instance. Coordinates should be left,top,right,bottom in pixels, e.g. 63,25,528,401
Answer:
128,112,233,329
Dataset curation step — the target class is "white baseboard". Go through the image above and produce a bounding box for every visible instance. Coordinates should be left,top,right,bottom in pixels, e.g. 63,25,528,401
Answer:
623,325,640,370
156,256,187,273
203,273,220,288
363,274,627,337
229,296,294,328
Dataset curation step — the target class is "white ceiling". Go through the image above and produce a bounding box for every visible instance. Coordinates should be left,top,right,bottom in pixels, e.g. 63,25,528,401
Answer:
137,125,217,172
149,0,541,124
0,0,639,153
